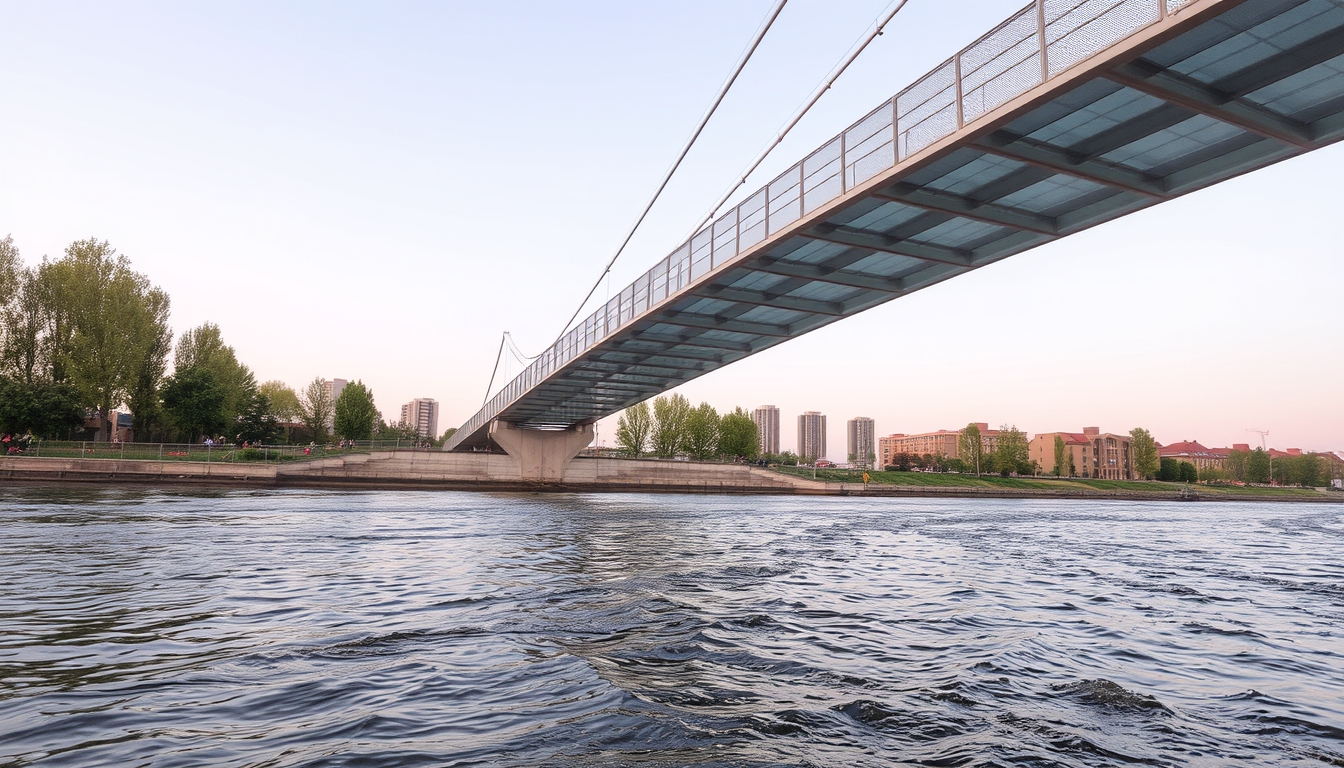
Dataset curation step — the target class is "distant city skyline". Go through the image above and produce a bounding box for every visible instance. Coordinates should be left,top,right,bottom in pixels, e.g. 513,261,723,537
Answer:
3,1,1338,454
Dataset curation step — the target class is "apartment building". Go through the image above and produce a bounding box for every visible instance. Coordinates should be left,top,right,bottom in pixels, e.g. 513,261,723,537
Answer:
752,405,780,456
847,417,875,468
878,423,1001,468
797,411,827,462
1028,427,1133,479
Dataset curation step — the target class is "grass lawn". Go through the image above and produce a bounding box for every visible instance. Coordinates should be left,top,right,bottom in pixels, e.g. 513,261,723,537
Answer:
771,467,1325,498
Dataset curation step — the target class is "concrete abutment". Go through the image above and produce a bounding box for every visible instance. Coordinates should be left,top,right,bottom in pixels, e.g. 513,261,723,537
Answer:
487,421,594,482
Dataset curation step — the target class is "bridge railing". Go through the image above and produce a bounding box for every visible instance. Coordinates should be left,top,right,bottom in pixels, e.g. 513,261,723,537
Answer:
451,0,1196,447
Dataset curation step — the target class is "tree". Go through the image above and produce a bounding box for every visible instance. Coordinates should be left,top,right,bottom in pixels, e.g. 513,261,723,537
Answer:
1224,449,1250,482
259,380,301,442
434,427,458,448
1156,457,1180,482
717,407,759,459
259,380,301,423
125,289,172,441
161,367,226,442
0,235,19,314
333,380,377,440
1246,448,1271,484
299,377,333,441
682,402,720,461
958,423,984,475
235,391,281,444
1129,427,1159,480
994,424,1030,476
1052,435,1067,477
615,401,652,458
174,322,254,426
0,262,46,383
0,376,84,438
42,239,171,441
1178,461,1198,483
650,393,690,458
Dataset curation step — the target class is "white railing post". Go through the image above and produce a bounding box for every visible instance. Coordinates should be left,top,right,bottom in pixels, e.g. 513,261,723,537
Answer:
840,129,848,193
954,54,964,128
1037,0,1049,82
892,98,900,162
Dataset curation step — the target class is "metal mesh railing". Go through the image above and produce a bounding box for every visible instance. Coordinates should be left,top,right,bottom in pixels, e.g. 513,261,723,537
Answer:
8,440,438,463
447,0,1203,448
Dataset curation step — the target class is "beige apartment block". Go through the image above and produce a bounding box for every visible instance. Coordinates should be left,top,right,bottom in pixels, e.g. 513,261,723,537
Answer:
847,417,875,468
753,405,780,456
1029,427,1133,479
878,423,1001,468
797,411,827,462
400,398,440,439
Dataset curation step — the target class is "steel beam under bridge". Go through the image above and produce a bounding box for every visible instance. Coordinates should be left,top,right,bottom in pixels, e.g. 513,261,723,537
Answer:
449,0,1344,452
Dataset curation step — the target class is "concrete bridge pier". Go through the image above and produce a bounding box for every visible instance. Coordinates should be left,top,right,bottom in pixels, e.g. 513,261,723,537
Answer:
488,421,594,482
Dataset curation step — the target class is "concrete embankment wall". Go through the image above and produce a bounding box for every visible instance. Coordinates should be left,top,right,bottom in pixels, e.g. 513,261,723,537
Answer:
1,455,279,485
0,452,813,494
4,452,1340,502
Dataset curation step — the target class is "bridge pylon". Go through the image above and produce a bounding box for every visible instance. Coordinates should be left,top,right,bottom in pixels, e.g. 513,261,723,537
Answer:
488,420,594,482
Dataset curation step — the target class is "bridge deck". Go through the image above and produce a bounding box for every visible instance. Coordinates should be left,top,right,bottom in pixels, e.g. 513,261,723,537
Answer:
448,0,1344,451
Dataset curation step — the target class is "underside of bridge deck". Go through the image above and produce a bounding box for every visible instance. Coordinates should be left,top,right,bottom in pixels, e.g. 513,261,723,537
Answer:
448,0,1344,452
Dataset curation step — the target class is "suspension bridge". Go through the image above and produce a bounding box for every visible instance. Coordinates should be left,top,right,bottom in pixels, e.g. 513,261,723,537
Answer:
445,0,1344,479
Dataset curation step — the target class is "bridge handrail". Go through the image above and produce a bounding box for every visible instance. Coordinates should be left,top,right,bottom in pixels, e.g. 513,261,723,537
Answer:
449,0,1193,450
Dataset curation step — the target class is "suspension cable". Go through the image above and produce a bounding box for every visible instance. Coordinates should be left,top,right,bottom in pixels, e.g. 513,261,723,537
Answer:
549,0,790,345
686,0,912,239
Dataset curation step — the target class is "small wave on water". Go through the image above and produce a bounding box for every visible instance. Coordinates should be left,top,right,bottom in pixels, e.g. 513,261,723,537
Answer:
1,490,1342,766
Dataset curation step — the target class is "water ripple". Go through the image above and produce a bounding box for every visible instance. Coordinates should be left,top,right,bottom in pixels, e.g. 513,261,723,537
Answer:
0,490,1341,766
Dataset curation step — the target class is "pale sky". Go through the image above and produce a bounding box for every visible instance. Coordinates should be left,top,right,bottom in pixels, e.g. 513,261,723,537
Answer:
2,1,1340,456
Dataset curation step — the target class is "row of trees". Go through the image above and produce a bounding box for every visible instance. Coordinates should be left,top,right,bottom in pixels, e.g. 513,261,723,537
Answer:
955,422,1033,476
0,235,400,443
614,394,759,461
0,236,171,439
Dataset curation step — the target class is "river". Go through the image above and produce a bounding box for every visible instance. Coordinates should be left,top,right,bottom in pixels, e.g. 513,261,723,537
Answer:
1,488,1341,766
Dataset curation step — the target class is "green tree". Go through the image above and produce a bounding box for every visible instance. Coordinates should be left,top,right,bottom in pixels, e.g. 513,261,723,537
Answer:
1178,461,1198,483
1,264,42,382
259,380,301,423
259,380,301,441
299,377,333,441
235,391,281,444
1129,427,1159,480
433,427,458,448
994,424,1030,476
615,400,652,457
43,239,172,441
1052,435,1067,477
958,423,984,475
718,407,759,459
650,393,690,459
0,376,84,438
125,289,172,441
1156,457,1180,482
682,402,721,461
0,235,19,314
1224,449,1250,482
333,380,377,440
174,323,254,426
161,367,226,442
1246,448,1271,484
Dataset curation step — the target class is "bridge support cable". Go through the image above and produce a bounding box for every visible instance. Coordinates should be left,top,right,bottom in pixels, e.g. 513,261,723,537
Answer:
548,0,791,349
686,0,913,241
481,331,541,406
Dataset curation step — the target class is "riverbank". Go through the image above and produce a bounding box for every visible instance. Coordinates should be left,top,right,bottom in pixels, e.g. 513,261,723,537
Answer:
3,452,1340,502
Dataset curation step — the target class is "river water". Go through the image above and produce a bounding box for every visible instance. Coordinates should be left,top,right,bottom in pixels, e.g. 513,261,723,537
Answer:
1,489,1342,767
